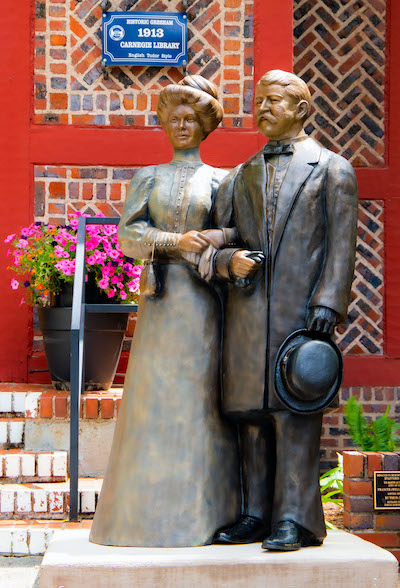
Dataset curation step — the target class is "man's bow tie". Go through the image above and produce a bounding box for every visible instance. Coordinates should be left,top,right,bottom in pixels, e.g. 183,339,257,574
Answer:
264,143,294,156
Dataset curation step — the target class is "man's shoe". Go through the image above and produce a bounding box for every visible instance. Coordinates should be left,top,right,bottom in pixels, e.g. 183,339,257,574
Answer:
214,515,269,544
261,520,323,551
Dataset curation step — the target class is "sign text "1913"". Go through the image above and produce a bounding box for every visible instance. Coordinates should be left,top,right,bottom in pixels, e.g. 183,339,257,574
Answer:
138,28,164,38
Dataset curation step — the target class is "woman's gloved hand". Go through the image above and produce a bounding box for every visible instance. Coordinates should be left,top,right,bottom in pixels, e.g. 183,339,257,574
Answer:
177,230,210,254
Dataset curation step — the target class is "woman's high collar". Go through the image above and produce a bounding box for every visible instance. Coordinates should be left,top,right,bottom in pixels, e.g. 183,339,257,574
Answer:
171,148,203,164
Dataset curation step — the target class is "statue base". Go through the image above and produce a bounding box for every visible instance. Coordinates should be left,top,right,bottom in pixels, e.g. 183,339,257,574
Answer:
40,529,397,588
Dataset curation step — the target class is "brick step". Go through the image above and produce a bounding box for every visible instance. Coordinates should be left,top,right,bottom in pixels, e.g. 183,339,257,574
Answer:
0,478,103,520
0,450,67,482
0,386,121,476
0,418,25,448
0,383,123,420
0,519,92,556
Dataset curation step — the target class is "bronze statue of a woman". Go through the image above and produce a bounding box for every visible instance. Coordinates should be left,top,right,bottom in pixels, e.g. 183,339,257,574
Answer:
89,75,239,547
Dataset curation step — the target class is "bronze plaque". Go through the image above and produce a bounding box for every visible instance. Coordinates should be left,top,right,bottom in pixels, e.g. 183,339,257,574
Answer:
374,471,400,510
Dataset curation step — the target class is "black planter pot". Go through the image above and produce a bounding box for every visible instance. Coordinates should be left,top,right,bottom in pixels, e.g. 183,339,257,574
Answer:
39,280,130,391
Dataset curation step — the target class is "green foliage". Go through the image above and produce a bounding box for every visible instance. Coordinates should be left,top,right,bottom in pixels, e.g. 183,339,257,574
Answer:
344,396,400,452
320,453,343,530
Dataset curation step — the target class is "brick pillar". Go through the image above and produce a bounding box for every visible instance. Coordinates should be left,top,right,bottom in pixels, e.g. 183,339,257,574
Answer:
343,450,400,562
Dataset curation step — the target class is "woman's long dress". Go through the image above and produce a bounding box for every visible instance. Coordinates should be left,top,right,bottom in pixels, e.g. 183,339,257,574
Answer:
89,154,240,547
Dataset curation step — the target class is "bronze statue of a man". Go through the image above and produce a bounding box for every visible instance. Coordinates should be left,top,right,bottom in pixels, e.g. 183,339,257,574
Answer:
210,70,358,550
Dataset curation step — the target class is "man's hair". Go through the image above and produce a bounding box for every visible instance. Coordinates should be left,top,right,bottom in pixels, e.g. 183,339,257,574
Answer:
257,70,311,122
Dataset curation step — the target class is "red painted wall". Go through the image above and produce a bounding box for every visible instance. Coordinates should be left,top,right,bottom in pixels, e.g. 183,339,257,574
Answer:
0,0,399,385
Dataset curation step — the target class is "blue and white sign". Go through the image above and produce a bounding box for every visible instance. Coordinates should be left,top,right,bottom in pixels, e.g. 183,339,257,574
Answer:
102,12,188,67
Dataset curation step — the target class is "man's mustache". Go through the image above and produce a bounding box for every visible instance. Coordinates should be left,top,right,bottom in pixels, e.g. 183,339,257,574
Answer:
256,114,275,123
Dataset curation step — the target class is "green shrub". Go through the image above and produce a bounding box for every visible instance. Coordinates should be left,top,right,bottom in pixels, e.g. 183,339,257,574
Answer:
344,396,400,452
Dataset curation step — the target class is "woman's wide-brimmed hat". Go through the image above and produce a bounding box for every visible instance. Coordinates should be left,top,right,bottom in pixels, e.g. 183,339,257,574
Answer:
274,329,343,414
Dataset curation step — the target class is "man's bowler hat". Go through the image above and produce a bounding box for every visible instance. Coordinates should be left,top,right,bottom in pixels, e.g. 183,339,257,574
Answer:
274,329,343,414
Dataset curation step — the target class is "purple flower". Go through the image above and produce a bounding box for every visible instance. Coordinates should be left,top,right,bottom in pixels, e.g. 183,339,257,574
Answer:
23,281,30,288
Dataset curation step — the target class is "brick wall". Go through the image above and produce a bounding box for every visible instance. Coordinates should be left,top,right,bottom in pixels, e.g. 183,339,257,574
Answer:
34,0,254,128
34,164,137,223
293,0,386,167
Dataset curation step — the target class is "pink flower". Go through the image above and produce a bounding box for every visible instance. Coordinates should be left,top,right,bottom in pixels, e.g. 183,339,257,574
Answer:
98,277,109,289
102,265,115,277
54,245,65,258
128,278,140,293
109,250,120,261
86,237,100,250
120,291,127,300
103,225,116,237
56,260,74,276
111,275,119,285
4,233,16,243
86,255,96,265
107,289,116,298
132,266,143,277
11,279,19,290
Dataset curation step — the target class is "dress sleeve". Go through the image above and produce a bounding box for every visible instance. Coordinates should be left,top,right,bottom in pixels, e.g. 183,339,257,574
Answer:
118,167,181,260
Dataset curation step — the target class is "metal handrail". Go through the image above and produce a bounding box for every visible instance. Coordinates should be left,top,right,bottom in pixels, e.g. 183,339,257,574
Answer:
69,216,138,521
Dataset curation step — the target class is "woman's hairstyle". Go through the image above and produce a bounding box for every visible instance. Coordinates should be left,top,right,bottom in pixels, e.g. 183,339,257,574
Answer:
157,75,224,139
257,70,312,122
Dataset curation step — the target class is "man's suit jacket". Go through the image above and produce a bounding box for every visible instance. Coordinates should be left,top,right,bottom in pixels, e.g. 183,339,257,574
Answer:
214,136,358,414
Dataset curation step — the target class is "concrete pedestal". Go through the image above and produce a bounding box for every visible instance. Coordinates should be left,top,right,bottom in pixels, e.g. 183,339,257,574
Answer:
40,529,397,588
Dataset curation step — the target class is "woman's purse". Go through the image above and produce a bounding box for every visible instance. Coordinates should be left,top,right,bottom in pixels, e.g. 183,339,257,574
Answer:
139,242,162,299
